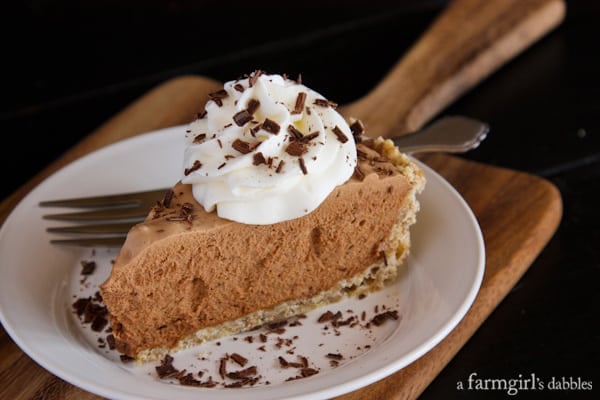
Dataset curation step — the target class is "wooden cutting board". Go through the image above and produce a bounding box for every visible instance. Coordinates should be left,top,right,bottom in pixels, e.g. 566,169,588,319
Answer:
0,1,565,399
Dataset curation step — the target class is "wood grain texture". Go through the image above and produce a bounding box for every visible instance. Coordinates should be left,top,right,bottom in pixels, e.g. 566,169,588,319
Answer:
0,0,565,399
333,154,563,400
341,0,566,137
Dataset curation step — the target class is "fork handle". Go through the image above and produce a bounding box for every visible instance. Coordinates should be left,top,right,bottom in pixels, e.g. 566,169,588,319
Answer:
341,0,566,138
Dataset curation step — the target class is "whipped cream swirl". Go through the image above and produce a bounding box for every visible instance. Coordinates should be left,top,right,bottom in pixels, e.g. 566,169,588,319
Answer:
182,72,357,225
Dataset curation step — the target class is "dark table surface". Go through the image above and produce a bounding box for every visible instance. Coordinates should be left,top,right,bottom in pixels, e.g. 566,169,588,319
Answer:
2,0,598,398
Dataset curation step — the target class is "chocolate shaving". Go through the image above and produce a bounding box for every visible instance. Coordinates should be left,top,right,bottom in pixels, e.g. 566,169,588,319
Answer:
318,310,342,324
208,89,228,107
332,316,355,328
353,166,365,181
278,356,288,367
181,202,194,214
184,160,202,176
247,99,260,114
269,327,286,335
227,366,257,380
72,296,108,332
267,320,288,329
285,141,307,156
318,310,335,323
301,368,319,377
250,123,262,137
287,125,304,140
298,355,309,368
162,189,174,208
193,133,206,143
233,109,253,126
287,125,319,144
261,118,280,134
232,139,256,154
233,83,245,92
219,356,228,379
91,315,108,332
370,310,400,326
179,374,217,388
156,355,179,379
302,131,319,142
197,109,207,119
278,356,304,368
224,376,260,388
298,158,307,175
326,353,344,360
106,334,116,350
314,98,337,109
248,70,264,87
230,353,248,367
332,125,349,143
253,152,267,165
178,373,202,386
292,92,307,114
275,160,285,173
165,201,194,223
120,354,134,363
84,304,106,324
350,119,365,140
80,260,96,275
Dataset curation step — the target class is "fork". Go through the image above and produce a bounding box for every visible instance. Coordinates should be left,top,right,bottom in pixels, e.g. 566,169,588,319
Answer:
40,115,489,247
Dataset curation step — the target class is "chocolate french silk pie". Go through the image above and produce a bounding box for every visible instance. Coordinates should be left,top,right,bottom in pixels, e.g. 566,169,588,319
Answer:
100,71,426,362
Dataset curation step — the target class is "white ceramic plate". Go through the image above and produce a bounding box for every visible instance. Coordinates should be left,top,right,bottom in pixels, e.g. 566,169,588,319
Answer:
0,126,484,400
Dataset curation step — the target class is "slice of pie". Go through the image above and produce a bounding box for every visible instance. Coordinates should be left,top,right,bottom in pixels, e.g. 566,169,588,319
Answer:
99,71,425,362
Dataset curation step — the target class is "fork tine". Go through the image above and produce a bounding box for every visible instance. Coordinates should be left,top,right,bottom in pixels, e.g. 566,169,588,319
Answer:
46,221,136,234
41,188,170,246
42,207,149,221
49,237,126,247
39,188,169,208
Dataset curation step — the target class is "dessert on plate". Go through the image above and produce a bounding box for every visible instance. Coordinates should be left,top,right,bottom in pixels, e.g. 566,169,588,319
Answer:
100,70,426,362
